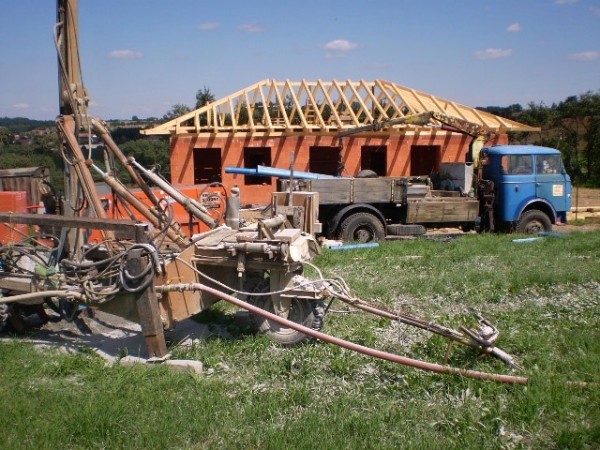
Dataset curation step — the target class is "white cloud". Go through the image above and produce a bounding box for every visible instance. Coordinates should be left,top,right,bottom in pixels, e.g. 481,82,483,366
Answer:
568,51,600,61
554,0,577,4
474,48,513,60
107,49,143,59
506,23,521,32
323,39,358,52
12,103,29,109
238,23,264,33
198,22,220,31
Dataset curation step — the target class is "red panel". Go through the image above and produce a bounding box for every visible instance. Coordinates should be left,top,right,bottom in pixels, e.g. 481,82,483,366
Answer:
0,191,30,244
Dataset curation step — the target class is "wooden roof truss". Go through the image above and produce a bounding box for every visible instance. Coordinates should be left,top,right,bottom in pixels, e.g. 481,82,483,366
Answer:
143,79,538,136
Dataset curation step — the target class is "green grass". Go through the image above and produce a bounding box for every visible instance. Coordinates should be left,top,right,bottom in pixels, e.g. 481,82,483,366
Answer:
1,230,600,449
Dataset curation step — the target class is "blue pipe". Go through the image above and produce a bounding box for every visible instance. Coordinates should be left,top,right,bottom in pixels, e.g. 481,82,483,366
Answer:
328,242,380,251
511,237,542,243
225,167,257,175
256,165,337,179
225,165,337,179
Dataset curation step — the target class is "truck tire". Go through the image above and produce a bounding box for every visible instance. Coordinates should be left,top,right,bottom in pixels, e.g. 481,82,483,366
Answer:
356,169,378,178
246,278,324,346
339,212,385,242
516,209,552,234
0,303,8,332
386,224,427,236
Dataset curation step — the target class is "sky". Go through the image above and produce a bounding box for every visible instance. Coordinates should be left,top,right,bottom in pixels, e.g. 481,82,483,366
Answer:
0,0,599,120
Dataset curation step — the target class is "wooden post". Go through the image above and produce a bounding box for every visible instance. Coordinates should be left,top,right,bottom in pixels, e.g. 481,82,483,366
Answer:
129,224,168,359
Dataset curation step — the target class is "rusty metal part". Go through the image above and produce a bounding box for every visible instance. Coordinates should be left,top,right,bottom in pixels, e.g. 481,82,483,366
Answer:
55,0,88,119
0,212,138,238
91,118,161,209
0,212,139,237
57,116,113,242
87,162,189,248
128,157,217,229
331,294,520,369
460,316,499,347
477,179,496,231
157,282,528,385
430,111,491,138
339,111,494,139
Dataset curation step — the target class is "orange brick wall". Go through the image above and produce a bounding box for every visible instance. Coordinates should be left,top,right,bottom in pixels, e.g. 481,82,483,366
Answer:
170,132,507,205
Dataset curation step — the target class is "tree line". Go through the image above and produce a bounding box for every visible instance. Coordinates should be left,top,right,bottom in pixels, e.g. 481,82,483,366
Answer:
1,88,599,188
478,90,600,186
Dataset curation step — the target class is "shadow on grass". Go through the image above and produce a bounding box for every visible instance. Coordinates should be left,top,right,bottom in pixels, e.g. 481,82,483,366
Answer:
192,306,257,341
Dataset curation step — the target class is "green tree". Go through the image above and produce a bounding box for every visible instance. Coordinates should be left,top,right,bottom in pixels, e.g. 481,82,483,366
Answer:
519,101,555,126
119,139,171,181
162,104,191,121
195,86,215,109
33,133,60,156
0,127,13,146
553,91,600,185
0,145,64,186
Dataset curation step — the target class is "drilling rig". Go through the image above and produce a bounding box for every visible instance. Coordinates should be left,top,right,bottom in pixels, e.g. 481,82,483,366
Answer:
0,1,529,381
0,0,325,357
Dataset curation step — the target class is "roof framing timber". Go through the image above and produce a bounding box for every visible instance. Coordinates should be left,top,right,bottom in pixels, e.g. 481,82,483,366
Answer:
143,79,539,136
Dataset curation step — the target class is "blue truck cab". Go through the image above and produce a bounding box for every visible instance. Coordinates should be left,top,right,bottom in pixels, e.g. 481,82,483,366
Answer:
480,145,572,233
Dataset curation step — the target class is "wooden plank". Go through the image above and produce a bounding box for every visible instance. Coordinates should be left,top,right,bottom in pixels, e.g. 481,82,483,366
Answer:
0,212,137,234
406,198,479,223
309,179,353,203
352,178,393,203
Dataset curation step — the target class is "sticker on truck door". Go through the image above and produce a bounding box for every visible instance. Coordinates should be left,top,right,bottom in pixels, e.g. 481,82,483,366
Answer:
552,184,564,196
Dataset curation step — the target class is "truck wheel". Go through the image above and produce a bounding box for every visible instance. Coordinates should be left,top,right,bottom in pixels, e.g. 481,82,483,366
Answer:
0,304,8,332
339,212,385,242
356,169,378,178
247,279,324,346
516,210,552,234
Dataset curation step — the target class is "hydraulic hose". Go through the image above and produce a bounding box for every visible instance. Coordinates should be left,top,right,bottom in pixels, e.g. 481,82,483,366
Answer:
157,282,529,385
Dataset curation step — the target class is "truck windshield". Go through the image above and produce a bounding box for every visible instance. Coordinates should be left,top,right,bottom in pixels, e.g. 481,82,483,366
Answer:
501,155,533,175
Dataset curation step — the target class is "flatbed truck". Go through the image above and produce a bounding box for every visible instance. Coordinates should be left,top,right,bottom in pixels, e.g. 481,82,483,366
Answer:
279,145,572,241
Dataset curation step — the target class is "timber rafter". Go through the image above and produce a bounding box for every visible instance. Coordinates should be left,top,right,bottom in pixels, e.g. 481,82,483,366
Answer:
142,79,539,136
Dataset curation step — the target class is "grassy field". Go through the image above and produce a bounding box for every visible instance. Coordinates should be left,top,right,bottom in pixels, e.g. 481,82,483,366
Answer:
1,230,599,449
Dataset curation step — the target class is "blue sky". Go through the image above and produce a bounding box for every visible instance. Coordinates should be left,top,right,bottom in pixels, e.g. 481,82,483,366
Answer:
1,0,599,120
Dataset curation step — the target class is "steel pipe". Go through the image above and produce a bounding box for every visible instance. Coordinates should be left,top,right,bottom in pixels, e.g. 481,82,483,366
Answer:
0,290,84,304
157,282,529,385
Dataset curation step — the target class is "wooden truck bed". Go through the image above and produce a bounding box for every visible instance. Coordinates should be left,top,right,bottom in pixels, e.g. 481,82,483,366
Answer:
287,177,479,224
291,177,429,204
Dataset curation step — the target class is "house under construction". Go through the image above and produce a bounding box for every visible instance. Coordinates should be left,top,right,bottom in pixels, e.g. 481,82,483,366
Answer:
143,79,538,205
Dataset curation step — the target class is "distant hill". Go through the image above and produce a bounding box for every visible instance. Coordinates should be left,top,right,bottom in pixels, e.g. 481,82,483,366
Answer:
0,117,55,133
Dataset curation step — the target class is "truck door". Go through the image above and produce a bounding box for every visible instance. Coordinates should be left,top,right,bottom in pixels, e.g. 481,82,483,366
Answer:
495,154,536,221
534,154,570,212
